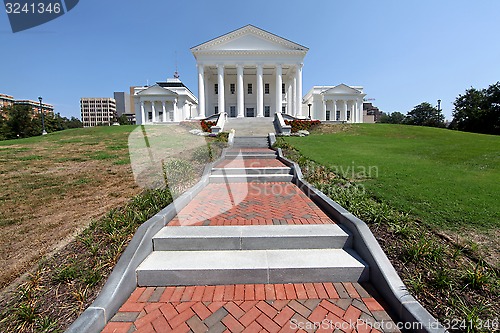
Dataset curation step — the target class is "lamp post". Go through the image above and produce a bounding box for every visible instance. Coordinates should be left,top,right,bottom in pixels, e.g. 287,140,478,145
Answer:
437,99,441,111
188,103,192,119
38,96,47,135
308,103,312,119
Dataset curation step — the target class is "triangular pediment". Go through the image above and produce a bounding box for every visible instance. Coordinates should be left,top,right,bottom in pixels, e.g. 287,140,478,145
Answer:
191,25,308,53
322,84,362,95
136,85,177,96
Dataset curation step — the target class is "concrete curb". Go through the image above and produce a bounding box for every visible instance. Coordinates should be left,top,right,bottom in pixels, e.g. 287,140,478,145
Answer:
274,147,447,333
65,149,230,333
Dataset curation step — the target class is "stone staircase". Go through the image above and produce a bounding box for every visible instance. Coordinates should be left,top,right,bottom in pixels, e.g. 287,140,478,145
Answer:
225,117,276,137
136,225,367,286
135,139,369,288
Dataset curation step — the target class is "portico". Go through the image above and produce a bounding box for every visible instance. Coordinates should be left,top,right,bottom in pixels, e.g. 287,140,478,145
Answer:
191,25,308,119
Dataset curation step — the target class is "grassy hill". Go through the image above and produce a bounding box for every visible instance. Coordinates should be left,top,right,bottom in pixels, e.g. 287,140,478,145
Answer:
286,124,499,260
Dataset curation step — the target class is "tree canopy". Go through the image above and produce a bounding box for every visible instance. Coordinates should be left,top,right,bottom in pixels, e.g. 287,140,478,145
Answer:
451,82,500,135
405,102,445,128
0,105,83,140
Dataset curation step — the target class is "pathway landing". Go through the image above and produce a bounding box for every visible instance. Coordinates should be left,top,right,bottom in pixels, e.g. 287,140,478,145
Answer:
103,282,401,333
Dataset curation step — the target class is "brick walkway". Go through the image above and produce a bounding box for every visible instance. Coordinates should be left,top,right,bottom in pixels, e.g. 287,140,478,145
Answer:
215,159,287,168
168,183,334,226
103,282,400,333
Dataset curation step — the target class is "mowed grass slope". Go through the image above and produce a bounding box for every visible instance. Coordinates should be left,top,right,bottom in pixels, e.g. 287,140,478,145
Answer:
286,124,499,241
0,125,141,289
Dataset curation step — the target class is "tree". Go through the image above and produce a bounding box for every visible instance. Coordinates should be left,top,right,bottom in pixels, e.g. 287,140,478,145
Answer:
4,105,40,139
451,82,500,135
117,114,131,125
406,102,445,127
379,111,406,124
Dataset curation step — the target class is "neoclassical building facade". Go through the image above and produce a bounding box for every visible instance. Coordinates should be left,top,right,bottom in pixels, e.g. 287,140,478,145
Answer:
134,25,368,124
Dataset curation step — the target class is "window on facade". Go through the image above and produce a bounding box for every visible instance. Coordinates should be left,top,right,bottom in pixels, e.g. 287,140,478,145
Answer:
347,111,351,121
230,83,235,94
215,106,219,114
326,110,331,121
282,106,286,113
336,111,341,121
282,83,286,95
230,106,236,117
265,83,270,94
264,106,270,117
248,84,253,94
214,84,218,95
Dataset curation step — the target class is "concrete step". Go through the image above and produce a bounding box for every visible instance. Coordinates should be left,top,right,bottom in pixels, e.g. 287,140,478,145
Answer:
136,248,368,286
153,225,351,251
211,167,291,175
223,153,277,159
209,174,293,183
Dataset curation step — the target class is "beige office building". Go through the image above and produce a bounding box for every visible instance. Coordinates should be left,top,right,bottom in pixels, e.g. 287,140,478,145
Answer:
80,97,117,127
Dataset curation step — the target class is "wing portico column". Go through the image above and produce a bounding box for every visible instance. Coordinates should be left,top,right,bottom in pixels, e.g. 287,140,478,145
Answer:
333,99,337,120
343,100,348,121
295,63,303,117
292,75,297,116
197,64,206,118
151,101,156,123
162,101,167,122
217,64,225,114
256,64,264,117
173,99,178,122
237,64,244,118
140,101,145,125
275,64,282,114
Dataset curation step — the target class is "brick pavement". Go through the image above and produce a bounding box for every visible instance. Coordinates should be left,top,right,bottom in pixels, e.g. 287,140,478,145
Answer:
215,159,287,168
102,282,401,333
168,183,335,226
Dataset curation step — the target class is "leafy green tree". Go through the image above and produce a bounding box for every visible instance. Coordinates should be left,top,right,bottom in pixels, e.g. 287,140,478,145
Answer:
117,114,131,125
4,105,40,139
451,82,500,135
406,102,445,127
379,111,406,124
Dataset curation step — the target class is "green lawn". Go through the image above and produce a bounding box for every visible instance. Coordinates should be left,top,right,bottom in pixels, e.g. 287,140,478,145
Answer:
286,124,500,233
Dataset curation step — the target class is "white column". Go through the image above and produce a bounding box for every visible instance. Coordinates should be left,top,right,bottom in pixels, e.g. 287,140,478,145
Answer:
197,64,205,118
151,101,156,123
217,64,225,114
358,99,363,123
292,75,297,116
295,64,303,117
275,64,282,114
323,99,327,120
343,100,348,121
140,101,145,125
162,101,167,122
173,98,178,122
287,82,293,115
256,64,264,117
333,99,337,120
236,65,244,118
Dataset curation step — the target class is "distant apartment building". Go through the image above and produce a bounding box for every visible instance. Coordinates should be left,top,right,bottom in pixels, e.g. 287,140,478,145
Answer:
14,99,54,116
80,97,117,127
0,94,14,112
363,102,382,123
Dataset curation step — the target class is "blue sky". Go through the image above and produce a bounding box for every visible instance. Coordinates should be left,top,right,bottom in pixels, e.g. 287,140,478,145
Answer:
1,0,499,120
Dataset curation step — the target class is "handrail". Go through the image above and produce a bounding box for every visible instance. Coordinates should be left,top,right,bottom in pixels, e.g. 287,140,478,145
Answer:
274,112,291,135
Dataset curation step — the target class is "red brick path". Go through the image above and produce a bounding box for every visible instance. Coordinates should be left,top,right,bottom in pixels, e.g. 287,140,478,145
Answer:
215,159,287,168
168,183,334,226
102,283,401,333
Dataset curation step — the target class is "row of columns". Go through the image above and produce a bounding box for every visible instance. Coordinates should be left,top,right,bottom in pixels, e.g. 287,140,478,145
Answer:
322,99,363,122
197,63,303,118
140,100,177,125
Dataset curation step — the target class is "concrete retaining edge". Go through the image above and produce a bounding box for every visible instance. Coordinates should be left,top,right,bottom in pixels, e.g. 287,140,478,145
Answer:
65,148,230,333
274,146,447,333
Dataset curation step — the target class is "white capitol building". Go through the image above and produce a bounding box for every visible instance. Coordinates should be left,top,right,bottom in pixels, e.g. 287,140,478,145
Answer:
134,25,369,125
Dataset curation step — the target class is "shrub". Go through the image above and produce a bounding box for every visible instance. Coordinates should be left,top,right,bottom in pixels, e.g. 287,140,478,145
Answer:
284,119,321,133
200,120,216,133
